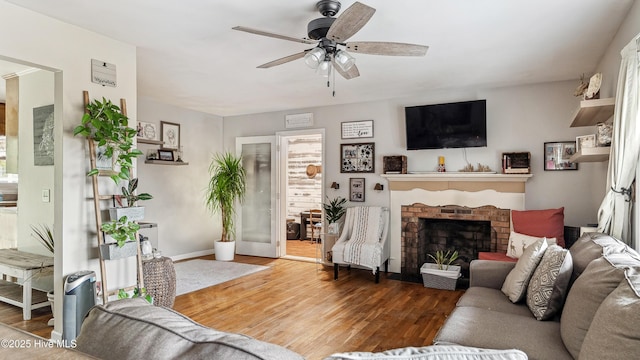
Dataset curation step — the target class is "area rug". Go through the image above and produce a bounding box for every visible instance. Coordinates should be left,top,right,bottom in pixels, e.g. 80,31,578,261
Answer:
174,259,269,295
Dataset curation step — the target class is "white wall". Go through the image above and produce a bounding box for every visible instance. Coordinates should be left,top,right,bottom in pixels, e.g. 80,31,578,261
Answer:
224,81,607,228
16,69,55,256
0,0,137,338
136,96,224,259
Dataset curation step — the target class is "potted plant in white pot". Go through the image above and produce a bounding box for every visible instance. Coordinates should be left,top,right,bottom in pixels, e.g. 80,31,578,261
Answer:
205,152,247,261
110,178,153,221
323,196,347,234
420,250,461,290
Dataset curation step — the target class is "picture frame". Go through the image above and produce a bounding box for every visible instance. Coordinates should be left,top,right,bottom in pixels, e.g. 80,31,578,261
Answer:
95,144,117,176
349,178,365,202
341,120,374,139
157,149,175,161
576,134,596,152
544,141,578,171
161,121,180,150
138,121,158,140
340,142,375,173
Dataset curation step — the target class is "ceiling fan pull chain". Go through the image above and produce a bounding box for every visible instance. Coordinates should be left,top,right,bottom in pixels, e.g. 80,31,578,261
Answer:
332,65,336,97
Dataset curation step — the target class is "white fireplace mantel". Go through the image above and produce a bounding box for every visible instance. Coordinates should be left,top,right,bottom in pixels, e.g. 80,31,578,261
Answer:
381,173,532,183
382,172,533,273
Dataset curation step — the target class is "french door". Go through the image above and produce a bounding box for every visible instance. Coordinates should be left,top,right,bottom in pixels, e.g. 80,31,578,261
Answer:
235,136,278,257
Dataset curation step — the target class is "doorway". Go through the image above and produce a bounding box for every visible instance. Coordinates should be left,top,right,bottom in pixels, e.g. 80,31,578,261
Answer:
278,130,324,261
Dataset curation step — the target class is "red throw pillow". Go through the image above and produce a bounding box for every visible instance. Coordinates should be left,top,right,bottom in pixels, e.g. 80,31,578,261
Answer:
512,208,565,247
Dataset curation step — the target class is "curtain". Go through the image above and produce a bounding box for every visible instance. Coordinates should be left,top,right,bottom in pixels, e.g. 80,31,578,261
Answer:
597,34,640,247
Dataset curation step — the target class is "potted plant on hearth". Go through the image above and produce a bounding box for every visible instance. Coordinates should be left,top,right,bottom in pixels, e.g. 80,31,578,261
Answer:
205,152,247,261
421,250,461,290
323,196,347,234
109,178,153,222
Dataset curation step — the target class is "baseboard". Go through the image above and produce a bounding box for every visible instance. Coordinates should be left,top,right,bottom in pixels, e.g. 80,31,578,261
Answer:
51,329,62,341
170,249,214,262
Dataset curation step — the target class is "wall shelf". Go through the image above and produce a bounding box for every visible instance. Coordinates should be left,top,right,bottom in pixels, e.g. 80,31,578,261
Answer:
137,137,164,146
570,98,615,127
569,146,610,163
144,160,189,166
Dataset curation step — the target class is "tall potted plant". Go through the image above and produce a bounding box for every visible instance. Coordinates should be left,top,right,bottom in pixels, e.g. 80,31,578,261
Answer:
205,152,247,261
323,196,347,234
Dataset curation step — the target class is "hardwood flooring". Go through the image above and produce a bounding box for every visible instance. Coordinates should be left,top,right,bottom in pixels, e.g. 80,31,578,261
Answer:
285,238,317,258
0,255,464,360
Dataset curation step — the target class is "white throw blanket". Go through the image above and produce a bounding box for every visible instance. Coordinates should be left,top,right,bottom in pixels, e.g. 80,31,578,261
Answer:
343,206,384,273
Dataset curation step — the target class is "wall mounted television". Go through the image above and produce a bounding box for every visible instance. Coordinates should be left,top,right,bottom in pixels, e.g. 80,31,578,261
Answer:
405,99,487,150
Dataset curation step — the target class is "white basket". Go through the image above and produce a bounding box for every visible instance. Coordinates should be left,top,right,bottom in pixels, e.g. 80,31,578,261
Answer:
420,263,461,290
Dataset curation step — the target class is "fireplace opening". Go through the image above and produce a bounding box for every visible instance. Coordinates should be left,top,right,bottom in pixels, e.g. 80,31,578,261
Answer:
420,218,492,279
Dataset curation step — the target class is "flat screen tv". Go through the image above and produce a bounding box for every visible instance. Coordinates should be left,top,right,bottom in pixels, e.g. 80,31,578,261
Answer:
405,100,487,150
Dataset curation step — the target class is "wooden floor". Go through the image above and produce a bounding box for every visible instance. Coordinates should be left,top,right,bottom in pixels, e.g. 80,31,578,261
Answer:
0,255,464,360
285,238,317,258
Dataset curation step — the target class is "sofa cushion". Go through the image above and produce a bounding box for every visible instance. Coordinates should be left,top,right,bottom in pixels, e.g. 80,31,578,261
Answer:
324,345,528,360
526,245,572,320
501,238,548,303
506,231,556,259
75,298,303,360
512,207,565,247
569,232,628,283
580,267,640,359
457,287,534,318
434,306,572,360
560,253,638,359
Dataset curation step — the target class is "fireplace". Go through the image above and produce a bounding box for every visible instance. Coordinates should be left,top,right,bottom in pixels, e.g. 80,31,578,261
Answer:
401,204,510,283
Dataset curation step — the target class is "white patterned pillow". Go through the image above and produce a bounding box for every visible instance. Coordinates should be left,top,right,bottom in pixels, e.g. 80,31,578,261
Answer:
324,345,528,360
526,245,573,320
506,231,557,259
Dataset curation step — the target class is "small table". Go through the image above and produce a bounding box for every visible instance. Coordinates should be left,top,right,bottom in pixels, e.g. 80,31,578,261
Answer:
142,256,176,308
0,249,53,320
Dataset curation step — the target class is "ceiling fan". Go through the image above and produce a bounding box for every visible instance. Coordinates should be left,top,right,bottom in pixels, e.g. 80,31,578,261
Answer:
232,1,428,80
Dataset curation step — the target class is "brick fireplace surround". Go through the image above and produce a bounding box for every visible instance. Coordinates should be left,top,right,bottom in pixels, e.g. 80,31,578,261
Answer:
381,173,532,274
401,204,510,277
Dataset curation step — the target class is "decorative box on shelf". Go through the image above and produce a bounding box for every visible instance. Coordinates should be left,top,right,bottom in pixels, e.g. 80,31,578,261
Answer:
501,152,531,174
420,263,461,290
383,155,407,174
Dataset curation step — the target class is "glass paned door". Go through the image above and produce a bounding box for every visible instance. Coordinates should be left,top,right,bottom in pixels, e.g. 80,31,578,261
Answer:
235,136,278,257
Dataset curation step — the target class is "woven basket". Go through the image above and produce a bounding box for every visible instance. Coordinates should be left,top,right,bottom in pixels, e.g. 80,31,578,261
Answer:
420,264,461,291
142,257,176,308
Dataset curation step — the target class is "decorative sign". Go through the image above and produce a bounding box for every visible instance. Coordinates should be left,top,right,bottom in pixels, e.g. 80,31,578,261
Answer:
341,120,374,139
285,113,314,128
91,59,117,87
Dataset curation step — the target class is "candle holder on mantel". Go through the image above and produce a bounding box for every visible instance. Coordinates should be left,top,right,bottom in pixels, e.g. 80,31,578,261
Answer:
437,156,446,172
176,146,184,163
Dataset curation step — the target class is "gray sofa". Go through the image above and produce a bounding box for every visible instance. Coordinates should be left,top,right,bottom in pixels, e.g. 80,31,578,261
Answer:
75,297,304,360
433,232,640,359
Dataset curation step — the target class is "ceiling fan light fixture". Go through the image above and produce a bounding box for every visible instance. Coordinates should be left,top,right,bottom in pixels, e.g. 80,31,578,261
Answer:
334,50,355,71
304,47,326,69
317,60,332,77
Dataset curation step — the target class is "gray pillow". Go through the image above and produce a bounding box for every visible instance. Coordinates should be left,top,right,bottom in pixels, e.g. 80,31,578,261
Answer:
526,245,572,320
502,238,548,303
323,345,528,360
580,267,640,359
560,253,637,359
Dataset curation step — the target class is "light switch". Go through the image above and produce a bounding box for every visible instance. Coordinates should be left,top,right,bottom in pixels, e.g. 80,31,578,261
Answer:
42,189,50,203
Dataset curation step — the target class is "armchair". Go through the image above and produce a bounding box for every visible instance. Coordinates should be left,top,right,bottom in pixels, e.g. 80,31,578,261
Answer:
331,206,390,283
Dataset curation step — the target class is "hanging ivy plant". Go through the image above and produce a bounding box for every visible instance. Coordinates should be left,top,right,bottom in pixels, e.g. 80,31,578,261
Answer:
73,97,142,183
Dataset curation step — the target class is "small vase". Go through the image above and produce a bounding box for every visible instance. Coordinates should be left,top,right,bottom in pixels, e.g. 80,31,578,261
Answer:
328,222,339,235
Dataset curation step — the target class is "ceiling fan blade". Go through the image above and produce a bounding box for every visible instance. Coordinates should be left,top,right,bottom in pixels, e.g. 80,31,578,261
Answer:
332,59,360,80
326,2,376,42
232,26,317,45
345,42,428,56
257,51,308,69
